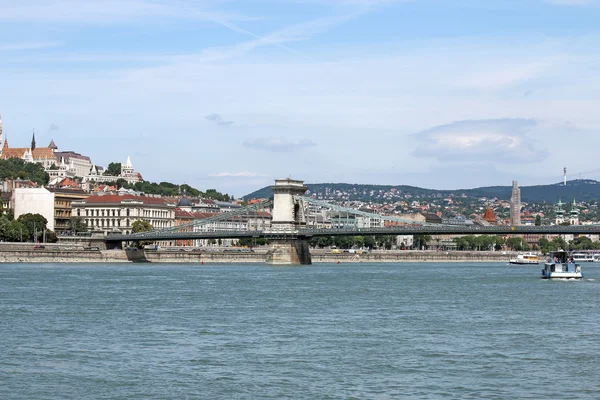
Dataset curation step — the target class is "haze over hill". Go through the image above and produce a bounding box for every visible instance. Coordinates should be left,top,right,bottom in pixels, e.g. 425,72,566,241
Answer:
243,180,600,203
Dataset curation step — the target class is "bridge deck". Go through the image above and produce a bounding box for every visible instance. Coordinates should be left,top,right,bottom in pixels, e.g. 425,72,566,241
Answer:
106,225,600,242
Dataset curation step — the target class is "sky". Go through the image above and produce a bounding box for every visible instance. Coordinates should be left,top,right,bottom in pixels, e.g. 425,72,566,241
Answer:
1,0,600,197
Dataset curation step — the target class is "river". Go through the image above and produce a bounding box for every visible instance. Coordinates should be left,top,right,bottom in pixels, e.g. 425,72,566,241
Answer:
1,262,599,399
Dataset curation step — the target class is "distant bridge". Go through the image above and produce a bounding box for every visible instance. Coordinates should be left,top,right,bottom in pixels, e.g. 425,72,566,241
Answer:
105,178,600,264
106,223,600,242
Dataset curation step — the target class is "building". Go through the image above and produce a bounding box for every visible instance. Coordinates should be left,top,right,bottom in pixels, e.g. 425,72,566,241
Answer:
47,188,90,235
569,199,579,225
556,199,566,225
71,194,175,235
509,180,521,226
52,150,94,178
84,156,142,184
482,208,497,224
12,187,56,231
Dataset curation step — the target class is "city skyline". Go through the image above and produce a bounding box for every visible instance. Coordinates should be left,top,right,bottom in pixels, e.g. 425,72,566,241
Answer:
1,0,600,196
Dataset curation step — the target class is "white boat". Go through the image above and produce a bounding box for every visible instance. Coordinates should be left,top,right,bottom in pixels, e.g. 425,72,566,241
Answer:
572,252,594,263
509,253,540,265
541,250,583,279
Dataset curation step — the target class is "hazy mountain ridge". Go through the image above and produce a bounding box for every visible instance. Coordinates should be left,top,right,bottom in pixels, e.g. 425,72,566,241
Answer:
243,179,600,203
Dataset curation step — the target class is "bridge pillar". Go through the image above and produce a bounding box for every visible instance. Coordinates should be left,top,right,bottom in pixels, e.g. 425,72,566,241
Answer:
267,178,311,265
265,239,312,265
271,178,308,232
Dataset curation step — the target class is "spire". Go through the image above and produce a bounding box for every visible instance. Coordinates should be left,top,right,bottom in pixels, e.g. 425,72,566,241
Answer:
2,136,8,149
31,129,36,150
0,113,3,145
125,156,132,167
48,139,57,150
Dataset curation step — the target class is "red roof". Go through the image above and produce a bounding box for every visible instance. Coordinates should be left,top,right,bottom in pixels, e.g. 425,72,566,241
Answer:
85,194,171,206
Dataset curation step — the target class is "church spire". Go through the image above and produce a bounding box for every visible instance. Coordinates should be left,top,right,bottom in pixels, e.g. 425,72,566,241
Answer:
31,129,36,150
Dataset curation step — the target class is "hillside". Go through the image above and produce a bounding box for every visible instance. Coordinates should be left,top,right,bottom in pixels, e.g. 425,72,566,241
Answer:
243,179,600,203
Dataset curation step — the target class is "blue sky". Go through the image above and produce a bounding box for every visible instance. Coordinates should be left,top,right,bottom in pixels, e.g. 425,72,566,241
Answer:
1,0,600,196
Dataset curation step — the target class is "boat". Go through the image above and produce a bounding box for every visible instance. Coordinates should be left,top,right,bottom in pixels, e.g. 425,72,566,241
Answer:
572,252,594,263
541,250,583,279
509,253,540,265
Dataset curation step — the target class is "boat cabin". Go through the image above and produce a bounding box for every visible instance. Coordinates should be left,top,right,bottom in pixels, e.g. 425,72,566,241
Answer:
542,250,583,278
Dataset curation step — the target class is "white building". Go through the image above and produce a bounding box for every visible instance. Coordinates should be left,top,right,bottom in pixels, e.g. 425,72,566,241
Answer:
85,156,142,184
12,187,56,231
72,193,175,235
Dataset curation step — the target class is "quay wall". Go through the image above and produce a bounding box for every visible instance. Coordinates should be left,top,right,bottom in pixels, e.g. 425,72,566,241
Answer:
0,249,517,263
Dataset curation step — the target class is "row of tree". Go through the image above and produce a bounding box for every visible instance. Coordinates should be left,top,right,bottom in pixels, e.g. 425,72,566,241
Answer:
0,213,57,243
0,158,49,186
100,177,232,201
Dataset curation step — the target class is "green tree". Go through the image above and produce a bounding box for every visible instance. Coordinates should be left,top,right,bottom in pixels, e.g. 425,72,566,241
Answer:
0,215,10,240
494,237,505,251
131,220,153,233
104,162,122,176
69,217,88,234
535,215,542,226
131,220,153,249
506,237,528,251
17,213,48,242
6,220,27,242
45,230,58,243
413,234,431,250
0,158,49,185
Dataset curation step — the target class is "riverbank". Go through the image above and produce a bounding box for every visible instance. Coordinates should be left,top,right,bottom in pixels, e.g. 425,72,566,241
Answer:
0,249,519,263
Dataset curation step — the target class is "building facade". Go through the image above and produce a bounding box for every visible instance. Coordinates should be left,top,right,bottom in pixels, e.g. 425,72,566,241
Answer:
72,194,175,235
47,188,90,235
12,187,56,231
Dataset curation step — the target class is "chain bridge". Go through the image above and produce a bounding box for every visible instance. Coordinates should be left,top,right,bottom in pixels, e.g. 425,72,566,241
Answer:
106,178,600,264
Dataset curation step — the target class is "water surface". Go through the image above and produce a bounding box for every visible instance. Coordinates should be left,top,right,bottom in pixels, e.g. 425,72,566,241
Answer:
1,262,599,399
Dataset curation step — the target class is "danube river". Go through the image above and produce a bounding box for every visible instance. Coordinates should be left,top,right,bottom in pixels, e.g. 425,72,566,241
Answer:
1,262,599,399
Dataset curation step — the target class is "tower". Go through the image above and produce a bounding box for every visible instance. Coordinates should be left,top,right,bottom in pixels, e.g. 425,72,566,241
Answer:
31,129,36,150
556,199,565,225
569,198,579,225
509,180,521,226
0,113,3,156
563,167,567,186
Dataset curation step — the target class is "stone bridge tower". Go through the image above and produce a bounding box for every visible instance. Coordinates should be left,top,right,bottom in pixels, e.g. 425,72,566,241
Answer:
270,178,308,232
266,178,312,265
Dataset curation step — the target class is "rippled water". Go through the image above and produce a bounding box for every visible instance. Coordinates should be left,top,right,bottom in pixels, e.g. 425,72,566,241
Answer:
1,262,599,399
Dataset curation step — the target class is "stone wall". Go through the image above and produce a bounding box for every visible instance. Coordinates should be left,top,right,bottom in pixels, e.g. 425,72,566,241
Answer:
0,248,517,264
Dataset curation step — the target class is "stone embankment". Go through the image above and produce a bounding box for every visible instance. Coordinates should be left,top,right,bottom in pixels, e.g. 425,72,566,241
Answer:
0,246,516,263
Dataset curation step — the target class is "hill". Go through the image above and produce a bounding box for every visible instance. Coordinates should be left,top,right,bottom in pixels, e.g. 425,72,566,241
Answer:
243,179,600,203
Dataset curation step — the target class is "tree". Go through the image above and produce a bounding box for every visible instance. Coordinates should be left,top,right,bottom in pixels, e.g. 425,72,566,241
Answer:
6,220,27,242
116,178,128,188
0,158,49,185
413,234,431,250
69,217,88,234
131,220,153,249
535,215,542,226
506,237,528,251
131,220,153,233
17,213,48,242
0,215,10,240
45,230,58,243
104,162,122,176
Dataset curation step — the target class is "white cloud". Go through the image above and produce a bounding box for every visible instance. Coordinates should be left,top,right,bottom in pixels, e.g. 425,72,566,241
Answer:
413,119,548,163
